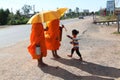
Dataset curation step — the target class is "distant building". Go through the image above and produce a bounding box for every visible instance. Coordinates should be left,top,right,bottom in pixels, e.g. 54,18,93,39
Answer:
115,7,120,15
83,9,89,16
83,9,89,13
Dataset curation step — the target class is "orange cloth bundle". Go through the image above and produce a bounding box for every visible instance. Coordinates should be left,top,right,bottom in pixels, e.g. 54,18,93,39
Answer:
45,19,61,50
28,23,47,59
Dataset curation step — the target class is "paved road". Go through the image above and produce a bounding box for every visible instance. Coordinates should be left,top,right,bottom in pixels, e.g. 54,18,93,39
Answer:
1,16,120,80
0,18,85,48
0,25,31,48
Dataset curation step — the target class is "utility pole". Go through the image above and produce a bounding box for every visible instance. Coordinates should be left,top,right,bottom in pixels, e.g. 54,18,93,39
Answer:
117,14,120,32
114,0,115,15
33,5,35,14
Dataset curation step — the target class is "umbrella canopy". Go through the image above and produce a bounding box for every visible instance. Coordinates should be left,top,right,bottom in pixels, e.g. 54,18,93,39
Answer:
56,8,68,18
27,10,59,24
27,13,42,24
39,10,59,22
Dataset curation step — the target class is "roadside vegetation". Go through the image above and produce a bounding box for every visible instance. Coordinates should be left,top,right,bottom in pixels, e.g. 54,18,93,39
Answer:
0,5,92,26
98,15,117,21
0,5,31,25
113,31,120,34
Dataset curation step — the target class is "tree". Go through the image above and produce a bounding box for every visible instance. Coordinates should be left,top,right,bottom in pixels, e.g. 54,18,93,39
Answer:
16,10,21,16
14,10,21,20
68,9,72,13
5,9,10,15
22,4,32,15
0,9,10,25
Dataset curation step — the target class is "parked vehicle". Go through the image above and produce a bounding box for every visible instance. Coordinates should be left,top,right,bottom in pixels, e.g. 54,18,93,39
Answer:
78,16,84,19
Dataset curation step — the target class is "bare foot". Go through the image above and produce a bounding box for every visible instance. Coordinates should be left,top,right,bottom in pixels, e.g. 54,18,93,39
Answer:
55,55,61,58
38,62,48,67
52,53,56,58
52,54,61,59
79,58,83,61
67,55,72,57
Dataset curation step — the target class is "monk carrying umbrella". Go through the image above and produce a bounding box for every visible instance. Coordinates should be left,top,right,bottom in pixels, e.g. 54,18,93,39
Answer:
45,8,68,58
27,10,61,66
27,14,47,67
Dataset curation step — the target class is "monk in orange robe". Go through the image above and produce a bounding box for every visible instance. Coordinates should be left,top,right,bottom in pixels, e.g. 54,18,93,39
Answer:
28,23,47,67
45,19,63,58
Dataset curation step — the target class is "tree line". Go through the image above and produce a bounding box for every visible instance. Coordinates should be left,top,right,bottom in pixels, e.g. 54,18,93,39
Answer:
0,5,93,26
0,9,29,25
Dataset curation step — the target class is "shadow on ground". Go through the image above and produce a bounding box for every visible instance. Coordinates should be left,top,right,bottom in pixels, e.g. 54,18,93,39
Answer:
39,58,117,80
55,58,120,79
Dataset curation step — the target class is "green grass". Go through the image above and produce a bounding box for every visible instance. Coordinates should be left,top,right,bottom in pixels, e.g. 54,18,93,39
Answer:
98,15,117,21
113,32,120,34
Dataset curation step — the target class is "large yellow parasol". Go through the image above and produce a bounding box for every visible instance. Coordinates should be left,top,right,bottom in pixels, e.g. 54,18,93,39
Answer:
56,7,68,18
27,13,42,24
39,10,59,22
27,10,59,24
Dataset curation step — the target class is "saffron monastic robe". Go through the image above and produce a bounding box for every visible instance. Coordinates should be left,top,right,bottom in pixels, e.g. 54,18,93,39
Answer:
45,19,61,50
28,23,47,59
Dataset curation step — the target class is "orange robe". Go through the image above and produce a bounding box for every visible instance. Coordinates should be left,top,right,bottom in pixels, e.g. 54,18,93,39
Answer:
45,19,60,50
28,23,47,59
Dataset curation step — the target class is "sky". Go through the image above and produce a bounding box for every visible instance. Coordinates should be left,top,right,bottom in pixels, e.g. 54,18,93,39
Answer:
0,0,119,13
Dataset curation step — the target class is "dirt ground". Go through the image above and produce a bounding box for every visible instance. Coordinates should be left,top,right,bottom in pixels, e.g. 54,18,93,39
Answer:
0,17,120,80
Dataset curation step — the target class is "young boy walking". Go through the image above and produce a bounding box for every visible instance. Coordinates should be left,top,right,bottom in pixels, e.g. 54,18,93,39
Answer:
67,29,83,61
